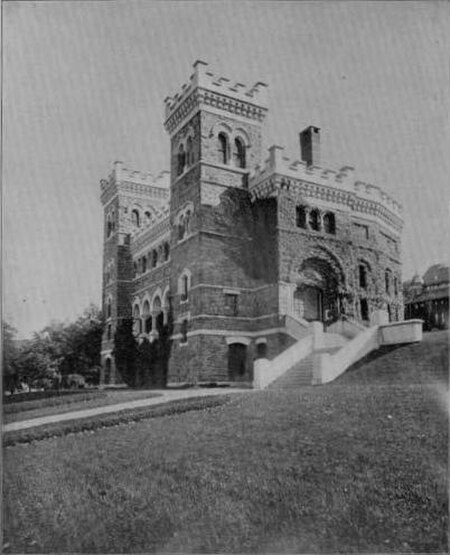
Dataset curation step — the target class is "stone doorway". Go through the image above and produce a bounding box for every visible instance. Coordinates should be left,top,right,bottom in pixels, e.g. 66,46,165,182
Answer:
227,343,247,380
294,256,342,324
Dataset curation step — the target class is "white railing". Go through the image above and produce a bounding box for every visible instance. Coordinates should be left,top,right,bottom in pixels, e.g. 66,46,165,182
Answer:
283,314,310,340
253,335,313,389
313,325,380,385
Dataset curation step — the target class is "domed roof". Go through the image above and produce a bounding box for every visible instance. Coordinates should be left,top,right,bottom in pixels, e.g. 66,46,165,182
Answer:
423,264,450,286
411,273,423,285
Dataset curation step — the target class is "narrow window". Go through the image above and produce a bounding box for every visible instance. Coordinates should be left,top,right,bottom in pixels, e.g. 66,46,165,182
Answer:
133,262,138,278
359,265,367,289
394,276,398,296
107,324,112,341
152,249,158,268
178,214,185,241
309,209,320,231
185,210,191,235
181,274,189,302
385,270,391,295
142,256,147,273
131,209,140,228
164,242,170,261
107,215,113,237
296,206,307,228
107,298,112,319
233,138,246,168
133,305,141,335
225,293,239,316
177,144,186,176
145,211,152,223
323,212,336,234
180,319,188,344
218,133,229,164
186,136,193,166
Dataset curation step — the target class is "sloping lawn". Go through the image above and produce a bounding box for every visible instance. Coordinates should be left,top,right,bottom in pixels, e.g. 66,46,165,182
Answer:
3,332,448,553
3,389,161,424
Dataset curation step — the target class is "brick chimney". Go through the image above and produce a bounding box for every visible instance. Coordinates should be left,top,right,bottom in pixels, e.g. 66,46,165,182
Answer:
299,126,320,166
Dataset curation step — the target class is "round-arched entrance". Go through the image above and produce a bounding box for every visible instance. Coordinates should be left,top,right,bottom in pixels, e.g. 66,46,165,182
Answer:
294,257,342,323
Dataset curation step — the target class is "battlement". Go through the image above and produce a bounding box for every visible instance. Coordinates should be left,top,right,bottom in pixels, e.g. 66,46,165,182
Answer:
110,161,170,189
250,145,402,217
164,60,268,132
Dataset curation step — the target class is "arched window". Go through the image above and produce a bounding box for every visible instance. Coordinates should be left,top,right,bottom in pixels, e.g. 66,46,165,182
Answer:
186,136,193,166
107,298,112,319
107,324,112,341
142,256,147,274
394,276,398,296
145,211,152,224
152,249,158,268
323,212,336,234
133,262,138,278
359,264,367,289
233,138,246,168
142,300,151,334
153,295,162,314
177,144,186,176
218,133,229,165
309,209,320,231
164,242,170,261
296,206,307,228
131,209,140,228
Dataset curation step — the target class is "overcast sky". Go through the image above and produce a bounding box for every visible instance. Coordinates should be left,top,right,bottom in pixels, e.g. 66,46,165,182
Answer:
4,1,449,337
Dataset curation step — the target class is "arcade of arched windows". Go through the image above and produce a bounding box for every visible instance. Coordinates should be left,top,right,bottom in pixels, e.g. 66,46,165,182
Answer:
133,240,171,279
296,205,336,235
132,288,170,337
216,131,247,169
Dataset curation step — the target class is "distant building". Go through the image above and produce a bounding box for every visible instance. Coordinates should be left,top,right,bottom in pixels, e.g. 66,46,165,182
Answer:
100,60,404,386
404,264,449,330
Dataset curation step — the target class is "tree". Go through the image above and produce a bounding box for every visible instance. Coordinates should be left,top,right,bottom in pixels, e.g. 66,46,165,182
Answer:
3,321,20,393
113,319,138,387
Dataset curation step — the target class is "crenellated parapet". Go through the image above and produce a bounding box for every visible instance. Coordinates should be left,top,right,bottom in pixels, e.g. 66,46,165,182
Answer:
164,60,269,135
249,145,403,230
100,161,170,206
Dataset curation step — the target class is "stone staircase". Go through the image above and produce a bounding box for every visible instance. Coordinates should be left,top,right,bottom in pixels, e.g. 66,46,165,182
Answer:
268,344,343,390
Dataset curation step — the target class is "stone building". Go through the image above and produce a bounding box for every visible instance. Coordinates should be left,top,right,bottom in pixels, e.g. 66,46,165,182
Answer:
100,60,403,385
404,264,449,330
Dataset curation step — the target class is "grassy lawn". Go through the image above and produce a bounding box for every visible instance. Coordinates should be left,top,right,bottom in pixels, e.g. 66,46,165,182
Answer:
3,389,162,424
3,332,448,553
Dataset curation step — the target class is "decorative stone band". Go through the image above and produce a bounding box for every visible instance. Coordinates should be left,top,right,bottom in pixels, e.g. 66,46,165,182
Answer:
129,214,170,251
170,326,285,341
164,88,268,135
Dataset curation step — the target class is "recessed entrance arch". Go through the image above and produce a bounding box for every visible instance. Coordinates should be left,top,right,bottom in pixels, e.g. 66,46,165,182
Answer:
294,257,343,323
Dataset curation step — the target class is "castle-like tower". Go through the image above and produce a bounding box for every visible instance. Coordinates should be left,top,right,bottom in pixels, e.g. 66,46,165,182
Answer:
100,61,403,386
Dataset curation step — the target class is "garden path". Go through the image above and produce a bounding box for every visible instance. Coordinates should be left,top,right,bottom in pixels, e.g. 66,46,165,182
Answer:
3,388,250,433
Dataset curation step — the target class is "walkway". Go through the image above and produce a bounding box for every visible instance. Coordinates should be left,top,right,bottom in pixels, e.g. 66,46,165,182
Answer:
3,388,251,433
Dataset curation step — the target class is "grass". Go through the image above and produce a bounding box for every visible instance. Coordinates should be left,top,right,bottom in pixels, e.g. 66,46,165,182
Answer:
3,331,448,553
3,395,232,446
3,388,162,424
